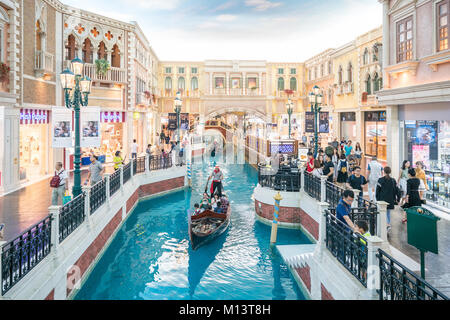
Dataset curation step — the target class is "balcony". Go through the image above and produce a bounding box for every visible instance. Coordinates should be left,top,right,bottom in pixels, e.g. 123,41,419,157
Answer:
34,50,54,78
64,60,127,84
335,85,343,95
344,82,354,94
136,92,149,105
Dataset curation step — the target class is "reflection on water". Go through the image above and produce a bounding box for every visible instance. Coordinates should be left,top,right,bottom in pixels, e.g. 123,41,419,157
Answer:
74,161,311,300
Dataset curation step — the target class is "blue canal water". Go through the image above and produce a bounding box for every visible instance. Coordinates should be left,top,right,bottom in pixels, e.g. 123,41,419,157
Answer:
74,160,312,300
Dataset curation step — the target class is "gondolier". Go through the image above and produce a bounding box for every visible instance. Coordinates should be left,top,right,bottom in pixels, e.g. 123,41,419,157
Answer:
209,165,224,197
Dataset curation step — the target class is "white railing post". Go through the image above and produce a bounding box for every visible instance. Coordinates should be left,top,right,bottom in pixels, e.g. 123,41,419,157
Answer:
316,202,330,259
300,167,306,193
320,176,327,203
0,240,5,297
120,165,124,195
376,201,388,242
48,205,61,257
130,158,134,182
82,186,92,226
352,189,360,208
145,154,150,175
366,236,384,297
105,174,111,207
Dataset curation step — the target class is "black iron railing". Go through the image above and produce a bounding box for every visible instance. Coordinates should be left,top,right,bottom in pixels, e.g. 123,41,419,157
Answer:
258,165,301,192
149,153,173,170
59,193,85,243
377,249,449,300
1,215,52,295
304,171,321,201
123,162,131,184
90,178,106,215
109,169,121,196
349,207,378,236
325,181,345,208
325,209,368,287
357,196,378,213
134,156,146,174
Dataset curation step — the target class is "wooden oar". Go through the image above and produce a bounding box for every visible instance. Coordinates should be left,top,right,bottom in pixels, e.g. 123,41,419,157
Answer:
204,176,211,194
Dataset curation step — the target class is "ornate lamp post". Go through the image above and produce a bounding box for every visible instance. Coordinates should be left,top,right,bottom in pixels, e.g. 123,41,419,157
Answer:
286,98,294,139
60,57,92,197
174,91,182,144
308,85,323,158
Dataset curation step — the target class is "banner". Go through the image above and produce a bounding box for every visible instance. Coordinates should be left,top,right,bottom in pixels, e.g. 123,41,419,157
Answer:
168,113,177,130
305,112,314,133
180,113,189,130
319,112,329,133
80,107,101,148
52,107,73,148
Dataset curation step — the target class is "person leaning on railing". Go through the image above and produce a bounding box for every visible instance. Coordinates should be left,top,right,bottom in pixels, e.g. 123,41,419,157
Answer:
336,190,358,232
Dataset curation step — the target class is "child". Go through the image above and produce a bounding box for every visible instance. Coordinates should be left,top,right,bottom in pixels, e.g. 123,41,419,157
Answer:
355,220,371,245
214,202,223,213
193,203,202,216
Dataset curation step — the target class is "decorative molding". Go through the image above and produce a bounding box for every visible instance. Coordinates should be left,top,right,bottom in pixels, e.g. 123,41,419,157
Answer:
377,80,450,104
421,49,450,72
384,60,420,78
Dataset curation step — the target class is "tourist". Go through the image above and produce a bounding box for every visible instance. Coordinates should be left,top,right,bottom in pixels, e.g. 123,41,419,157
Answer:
355,220,371,245
220,194,229,211
346,166,368,204
398,160,410,206
306,152,314,173
146,144,152,156
160,131,165,145
322,154,334,182
354,142,363,166
331,138,339,151
131,139,138,159
312,160,323,178
415,161,428,199
113,151,125,171
344,140,353,159
193,203,202,216
336,154,349,188
200,193,211,210
209,166,224,197
376,166,398,232
402,168,423,223
50,162,68,206
0,223,4,241
336,190,357,231
317,149,325,167
214,202,223,214
211,194,220,209
85,155,104,186
367,156,383,202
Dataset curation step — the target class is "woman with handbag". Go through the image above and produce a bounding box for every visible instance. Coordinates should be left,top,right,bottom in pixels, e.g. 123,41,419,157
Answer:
376,166,397,232
401,168,423,223
397,160,410,206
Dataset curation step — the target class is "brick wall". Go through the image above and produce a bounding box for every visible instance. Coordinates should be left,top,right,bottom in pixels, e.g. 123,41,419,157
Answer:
45,288,55,300
138,176,185,199
295,265,311,293
126,189,139,213
321,283,334,300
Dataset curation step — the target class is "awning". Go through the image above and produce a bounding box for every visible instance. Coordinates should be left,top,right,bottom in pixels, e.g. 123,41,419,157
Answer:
20,109,50,124
101,111,126,123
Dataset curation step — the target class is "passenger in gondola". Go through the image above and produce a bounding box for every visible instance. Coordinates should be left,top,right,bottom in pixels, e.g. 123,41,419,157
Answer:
193,203,202,216
211,194,220,210
214,202,223,214
200,192,211,210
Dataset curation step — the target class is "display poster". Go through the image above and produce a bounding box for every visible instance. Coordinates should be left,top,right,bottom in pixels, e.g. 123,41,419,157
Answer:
52,107,72,148
412,145,430,169
319,112,329,133
415,120,438,160
248,78,257,89
305,112,315,133
231,78,240,89
80,107,101,148
215,77,224,89
298,147,309,163
168,113,177,130
180,113,189,130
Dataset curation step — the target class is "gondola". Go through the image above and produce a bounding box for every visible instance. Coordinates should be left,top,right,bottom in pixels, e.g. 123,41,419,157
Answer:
188,205,231,250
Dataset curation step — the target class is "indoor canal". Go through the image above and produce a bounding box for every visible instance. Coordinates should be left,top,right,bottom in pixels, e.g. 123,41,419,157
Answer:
74,160,312,300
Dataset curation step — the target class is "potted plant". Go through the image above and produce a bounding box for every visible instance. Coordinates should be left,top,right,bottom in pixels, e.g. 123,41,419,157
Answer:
95,59,110,77
0,62,10,83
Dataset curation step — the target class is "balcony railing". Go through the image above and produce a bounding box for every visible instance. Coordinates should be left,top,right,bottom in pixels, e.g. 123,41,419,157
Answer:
64,61,126,83
136,92,149,105
258,164,301,192
35,50,54,74
304,171,321,201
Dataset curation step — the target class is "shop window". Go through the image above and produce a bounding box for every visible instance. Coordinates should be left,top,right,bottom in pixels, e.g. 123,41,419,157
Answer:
290,77,297,91
65,34,76,61
82,38,93,63
397,16,413,63
178,76,185,90
111,44,120,68
364,111,387,161
438,0,449,51
191,77,198,90
165,76,172,90
36,20,42,52
277,77,284,91
97,41,107,61
215,77,225,89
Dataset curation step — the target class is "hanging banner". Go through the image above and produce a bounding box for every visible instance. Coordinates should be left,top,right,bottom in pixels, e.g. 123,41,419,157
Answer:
180,113,189,130
168,113,177,130
305,112,314,133
52,107,72,148
319,112,330,133
80,107,101,148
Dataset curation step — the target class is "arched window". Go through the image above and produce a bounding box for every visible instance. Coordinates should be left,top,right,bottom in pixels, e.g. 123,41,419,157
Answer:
0,7,9,63
363,48,369,65
65,34,76,61
373,73,380,92
366,74,372,94
178,76,185,90
82,38,93,63
165,77,172,90
347,63,353,82
191,77,198,90
338,66,343,85
97,41,107,61
111,44,120,67
277,77,284,91
36,20,42,52
290,77,297,91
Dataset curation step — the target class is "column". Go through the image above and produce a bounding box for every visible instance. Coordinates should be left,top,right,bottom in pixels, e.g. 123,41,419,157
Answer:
356,110,363,149
300,167,306,192
145,153,150,174
258,72,263,95
381,0,390,88
366,236,384,297
386,105,400,177
320,175,327,203
82,186,91,226
209,72,213,95
376,201,388,242
243,72,247,95
315,202,330,259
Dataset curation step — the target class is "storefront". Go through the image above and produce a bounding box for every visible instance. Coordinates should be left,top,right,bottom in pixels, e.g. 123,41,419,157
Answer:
340,112,356,142
19,108,50,182
132,111,145,154
364,111,387,161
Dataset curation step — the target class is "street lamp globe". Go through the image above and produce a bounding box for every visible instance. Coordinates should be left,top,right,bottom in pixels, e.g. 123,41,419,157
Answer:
80,76,92,94
313,85,320,95
308,92,315,103
317,94,323,104
60,69,75,90
71,57,84,76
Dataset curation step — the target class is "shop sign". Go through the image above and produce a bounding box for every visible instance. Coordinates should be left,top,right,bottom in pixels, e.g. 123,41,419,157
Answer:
20,109,49,124
133,112,140,120
319,112,329,133
101,111,125,123
305,112,314,133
